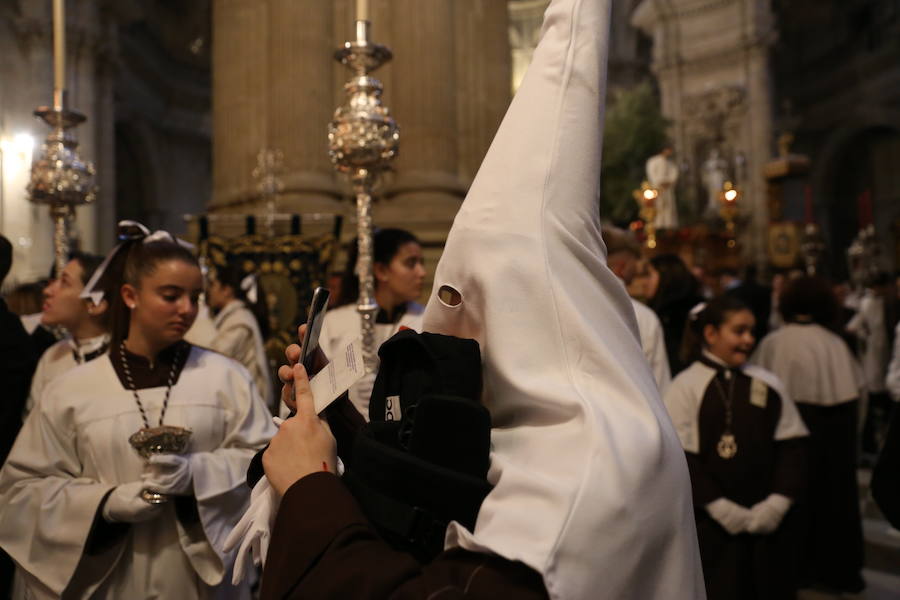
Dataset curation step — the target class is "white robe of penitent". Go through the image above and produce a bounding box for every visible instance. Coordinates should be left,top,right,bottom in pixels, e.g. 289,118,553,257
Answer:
211,299,274,410
0,346,275,599
420,0,705,597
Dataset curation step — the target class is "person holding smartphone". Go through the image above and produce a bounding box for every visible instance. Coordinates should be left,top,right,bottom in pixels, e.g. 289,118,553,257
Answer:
309,228,427,419
255,0,703,597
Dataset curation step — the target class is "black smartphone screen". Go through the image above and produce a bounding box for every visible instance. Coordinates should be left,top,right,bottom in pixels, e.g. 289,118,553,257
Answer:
299,287,330,373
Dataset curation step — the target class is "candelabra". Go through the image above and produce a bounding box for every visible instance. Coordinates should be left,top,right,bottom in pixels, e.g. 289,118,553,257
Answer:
633,181,658,249
328,19,400,371
718,181,740,249
28,0,97,277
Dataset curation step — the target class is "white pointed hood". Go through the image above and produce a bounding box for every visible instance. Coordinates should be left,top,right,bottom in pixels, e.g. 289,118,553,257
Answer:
423,1,705,598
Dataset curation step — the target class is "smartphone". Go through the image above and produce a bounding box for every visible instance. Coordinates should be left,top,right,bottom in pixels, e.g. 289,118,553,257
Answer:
299,287,330,373
286,287,330,418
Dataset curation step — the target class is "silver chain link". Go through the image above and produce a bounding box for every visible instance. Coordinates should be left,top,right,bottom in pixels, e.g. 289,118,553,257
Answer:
119,340,183,429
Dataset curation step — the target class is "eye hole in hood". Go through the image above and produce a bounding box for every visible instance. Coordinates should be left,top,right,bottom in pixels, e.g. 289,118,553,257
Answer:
437,285,462,307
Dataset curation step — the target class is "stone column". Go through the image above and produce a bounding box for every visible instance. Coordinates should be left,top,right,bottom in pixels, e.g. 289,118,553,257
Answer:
211,0,270,212
375,0,465,231
455,0,511,182
267,0,339,212
211,0,342,218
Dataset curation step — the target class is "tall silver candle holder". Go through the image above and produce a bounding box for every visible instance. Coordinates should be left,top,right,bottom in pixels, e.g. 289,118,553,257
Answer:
28,0,97,277
328,19,400,371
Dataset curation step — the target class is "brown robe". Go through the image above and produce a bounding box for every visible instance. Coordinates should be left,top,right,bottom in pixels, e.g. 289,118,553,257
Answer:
260,472,548,599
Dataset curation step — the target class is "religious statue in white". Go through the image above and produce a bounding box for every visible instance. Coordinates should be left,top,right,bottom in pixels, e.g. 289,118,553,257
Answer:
702,147,729,218
646,147,679,230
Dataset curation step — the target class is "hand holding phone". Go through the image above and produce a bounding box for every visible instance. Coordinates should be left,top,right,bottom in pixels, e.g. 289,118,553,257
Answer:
285,287,330,417
299,287,330,372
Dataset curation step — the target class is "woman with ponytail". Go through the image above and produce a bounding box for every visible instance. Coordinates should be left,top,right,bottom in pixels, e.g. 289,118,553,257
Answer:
664,295,809,600
0,222,274,599
206,263,274,410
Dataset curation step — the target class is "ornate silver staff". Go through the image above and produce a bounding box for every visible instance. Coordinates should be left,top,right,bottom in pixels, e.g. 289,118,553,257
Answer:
27,0,97,277
328,17,400,371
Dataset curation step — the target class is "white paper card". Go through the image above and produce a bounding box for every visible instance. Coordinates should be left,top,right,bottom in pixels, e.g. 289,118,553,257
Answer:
310,337,366,414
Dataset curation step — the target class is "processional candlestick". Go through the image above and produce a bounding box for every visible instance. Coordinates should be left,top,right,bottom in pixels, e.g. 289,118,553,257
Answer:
328,18,400,371
633,181,659,249
27,0,97,277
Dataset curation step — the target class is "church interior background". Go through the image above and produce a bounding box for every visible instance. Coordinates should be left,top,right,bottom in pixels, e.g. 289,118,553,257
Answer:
2,0,898,288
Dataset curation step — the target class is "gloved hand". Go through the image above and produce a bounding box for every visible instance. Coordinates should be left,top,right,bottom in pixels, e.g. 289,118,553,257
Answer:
706,497,751,535
747,493,792,534
224,475,279,584
142,454,193,496
102,481,165,523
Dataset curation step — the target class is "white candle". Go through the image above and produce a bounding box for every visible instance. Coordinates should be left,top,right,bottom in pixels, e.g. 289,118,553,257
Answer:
53,0,65,95
356,0,369,22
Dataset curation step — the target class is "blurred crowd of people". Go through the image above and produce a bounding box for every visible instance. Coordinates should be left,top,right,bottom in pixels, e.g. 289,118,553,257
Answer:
605,225,900,599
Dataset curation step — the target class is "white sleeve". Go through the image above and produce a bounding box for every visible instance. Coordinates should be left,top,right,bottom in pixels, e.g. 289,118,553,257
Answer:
0,387,119,596
662,372,704,453
185,366,276,576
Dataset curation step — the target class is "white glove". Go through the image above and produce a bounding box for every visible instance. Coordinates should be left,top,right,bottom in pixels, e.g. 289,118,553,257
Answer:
747,493,792,534
102,481,165,523
142,454,193,496
706,498,751,535
224,475,280,584
224,416,347,585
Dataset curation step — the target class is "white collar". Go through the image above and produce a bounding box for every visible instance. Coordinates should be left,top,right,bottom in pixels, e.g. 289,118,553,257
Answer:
66,333,110,362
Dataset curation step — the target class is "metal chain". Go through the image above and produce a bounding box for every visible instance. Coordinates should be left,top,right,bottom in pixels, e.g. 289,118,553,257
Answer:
119,341,182,429
711,371,737,432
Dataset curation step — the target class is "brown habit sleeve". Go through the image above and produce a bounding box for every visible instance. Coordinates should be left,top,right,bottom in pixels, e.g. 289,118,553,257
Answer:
260,472,547,600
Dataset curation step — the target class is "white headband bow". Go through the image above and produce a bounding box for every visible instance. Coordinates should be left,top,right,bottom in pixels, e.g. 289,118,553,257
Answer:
688,301,708,321
240,274,258,304
79,220,195,305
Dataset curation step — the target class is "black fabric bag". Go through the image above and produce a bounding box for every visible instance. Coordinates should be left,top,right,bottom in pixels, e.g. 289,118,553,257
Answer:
343,330,493,562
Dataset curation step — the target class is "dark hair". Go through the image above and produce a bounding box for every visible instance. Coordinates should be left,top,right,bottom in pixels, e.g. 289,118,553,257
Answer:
0,235,11,285
107,240,200,343
680,295,751,365
649,254,701,310
69,251,105,286
210,262,271,339
337,228,420,307
779,276,839,328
